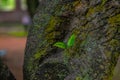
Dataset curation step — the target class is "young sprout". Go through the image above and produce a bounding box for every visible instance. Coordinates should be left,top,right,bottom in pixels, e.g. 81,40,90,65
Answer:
53,34,76,49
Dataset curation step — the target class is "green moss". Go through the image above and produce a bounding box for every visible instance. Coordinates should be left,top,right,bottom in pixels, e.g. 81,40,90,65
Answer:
34,17,61,60
45,16,59,32
106,64,115,80
108,14,120,25
109,39,119,47
45,16,59,39
34,1,76,61
27,58,34,71
105,50,111,58
76,77,81,80
86,8,95,17
86,5,104,17
26,57,40,79
73,1,80,7
101,0,108,6
106,27,116,36
94,2,106,12
105,39,120,80
34,49,47,59
45,16,61,43
105,27,120,79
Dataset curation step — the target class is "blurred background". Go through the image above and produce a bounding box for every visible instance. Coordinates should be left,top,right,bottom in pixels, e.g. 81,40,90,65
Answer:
0,0,31,80
0,0,31,33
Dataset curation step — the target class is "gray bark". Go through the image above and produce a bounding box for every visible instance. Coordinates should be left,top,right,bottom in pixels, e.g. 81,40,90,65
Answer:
0,59,15,80
24,0,120,80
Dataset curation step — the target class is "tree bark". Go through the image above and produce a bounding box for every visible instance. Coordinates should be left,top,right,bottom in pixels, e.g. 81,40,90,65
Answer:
24,0,120,80
26,0,39,17
0,59,15,80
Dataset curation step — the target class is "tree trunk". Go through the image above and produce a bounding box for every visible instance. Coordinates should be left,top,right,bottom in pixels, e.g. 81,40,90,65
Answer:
24,0,120,80
26,0,39,17
0,59,15,80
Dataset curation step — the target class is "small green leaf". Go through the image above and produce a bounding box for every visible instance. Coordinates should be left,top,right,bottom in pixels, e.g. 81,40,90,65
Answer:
53,42,66,49
67,34,76,47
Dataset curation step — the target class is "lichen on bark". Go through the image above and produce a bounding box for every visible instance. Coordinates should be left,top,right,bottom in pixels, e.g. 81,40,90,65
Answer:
24,0,120,80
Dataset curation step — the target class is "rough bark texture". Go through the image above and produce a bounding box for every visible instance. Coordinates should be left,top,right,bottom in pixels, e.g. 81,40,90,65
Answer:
24,0,120,80
26,0,39,17
0,59,15,80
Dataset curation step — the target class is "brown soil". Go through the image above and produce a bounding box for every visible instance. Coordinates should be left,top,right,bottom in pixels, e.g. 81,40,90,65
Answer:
0,35,26,80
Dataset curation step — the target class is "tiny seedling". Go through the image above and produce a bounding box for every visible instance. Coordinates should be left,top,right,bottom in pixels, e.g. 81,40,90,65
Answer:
53,34,76,64
53,34,76,49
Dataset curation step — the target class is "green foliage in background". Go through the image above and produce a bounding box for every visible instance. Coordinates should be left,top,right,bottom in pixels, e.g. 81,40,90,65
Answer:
0,0,15,11
8,31,27,37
